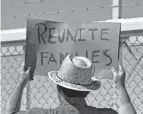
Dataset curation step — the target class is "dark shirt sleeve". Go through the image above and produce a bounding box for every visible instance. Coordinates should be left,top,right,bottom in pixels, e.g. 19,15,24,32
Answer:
10,107,52,114
98,108,119,114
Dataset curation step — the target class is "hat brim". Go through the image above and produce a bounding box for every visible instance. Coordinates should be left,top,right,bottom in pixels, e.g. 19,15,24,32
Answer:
48,71,101,92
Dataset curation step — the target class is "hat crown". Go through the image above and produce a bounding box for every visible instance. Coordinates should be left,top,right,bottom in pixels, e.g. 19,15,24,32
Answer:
57,55,93,86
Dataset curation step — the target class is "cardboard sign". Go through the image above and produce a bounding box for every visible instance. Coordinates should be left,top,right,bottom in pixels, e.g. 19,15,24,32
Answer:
25,18,121,80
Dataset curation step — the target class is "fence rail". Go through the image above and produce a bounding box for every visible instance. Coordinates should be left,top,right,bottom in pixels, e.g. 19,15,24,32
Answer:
1,36,143,114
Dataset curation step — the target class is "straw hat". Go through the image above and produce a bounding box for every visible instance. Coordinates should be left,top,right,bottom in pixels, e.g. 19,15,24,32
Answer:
48,54,101,91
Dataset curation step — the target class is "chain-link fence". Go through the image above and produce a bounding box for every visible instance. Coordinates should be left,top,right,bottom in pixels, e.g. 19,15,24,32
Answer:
1,36,143,114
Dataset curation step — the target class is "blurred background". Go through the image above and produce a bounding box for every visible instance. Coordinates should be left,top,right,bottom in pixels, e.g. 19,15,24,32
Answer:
1,0,143,29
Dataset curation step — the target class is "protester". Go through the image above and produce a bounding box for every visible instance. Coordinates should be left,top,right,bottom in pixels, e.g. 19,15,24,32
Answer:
4,55,136,114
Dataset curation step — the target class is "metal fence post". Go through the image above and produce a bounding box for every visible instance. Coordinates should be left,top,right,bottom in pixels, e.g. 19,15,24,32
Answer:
112,0,122,19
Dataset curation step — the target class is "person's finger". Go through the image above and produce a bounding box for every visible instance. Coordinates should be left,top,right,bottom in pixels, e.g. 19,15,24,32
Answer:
24,67,31,81
25,67,31,74
118,65,124,73
111,67,117,76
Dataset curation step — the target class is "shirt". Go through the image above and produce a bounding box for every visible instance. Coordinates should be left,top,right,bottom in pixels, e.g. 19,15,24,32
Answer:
12,96,118,114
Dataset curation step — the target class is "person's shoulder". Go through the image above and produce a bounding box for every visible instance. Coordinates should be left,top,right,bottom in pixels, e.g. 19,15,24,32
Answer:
97,107,119,114
30,107,56,114
30,107,52,113
86,106,118,114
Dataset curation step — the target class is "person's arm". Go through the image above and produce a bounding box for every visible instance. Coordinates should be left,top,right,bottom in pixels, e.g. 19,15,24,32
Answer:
111,65,137,114
4,65,31,114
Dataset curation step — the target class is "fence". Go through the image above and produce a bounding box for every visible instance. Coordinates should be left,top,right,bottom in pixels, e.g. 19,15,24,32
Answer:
1,36,143,114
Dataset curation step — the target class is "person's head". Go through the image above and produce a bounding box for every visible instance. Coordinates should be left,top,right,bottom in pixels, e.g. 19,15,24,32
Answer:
57,85,90,98
48,55,101,99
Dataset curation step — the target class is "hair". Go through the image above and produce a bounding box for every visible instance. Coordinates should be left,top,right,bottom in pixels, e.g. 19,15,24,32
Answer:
57,85,90,98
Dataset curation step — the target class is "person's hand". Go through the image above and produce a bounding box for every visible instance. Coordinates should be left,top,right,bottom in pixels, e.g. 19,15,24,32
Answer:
19,62,31,84
111,65,126,88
